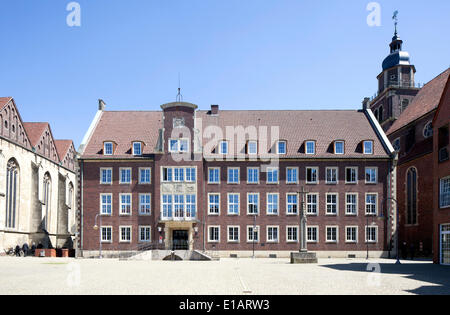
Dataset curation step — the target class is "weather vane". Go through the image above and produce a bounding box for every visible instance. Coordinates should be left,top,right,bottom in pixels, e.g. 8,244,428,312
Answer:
393,10,399,35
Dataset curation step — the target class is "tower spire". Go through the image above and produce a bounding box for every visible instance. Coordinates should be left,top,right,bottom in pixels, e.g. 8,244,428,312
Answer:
393,10,399,37
176,73,183,102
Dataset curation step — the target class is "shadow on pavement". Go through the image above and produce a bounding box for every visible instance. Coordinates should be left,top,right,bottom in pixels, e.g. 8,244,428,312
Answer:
321,260,450,295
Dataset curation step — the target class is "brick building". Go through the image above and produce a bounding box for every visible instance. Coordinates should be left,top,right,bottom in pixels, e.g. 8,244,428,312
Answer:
433,76,450,264
0,97,77,253
77,99,396,259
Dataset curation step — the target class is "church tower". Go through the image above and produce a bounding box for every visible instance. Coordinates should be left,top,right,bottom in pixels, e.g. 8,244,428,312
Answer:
365,14,420,132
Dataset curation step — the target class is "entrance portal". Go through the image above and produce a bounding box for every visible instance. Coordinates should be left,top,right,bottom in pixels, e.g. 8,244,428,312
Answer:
172,230,189,250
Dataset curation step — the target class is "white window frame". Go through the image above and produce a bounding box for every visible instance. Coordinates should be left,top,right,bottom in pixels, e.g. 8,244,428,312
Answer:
119,226,132,243
326,167,338,184
248,141,258,155
100,168,113,185
326,226,339,243
219,140,228,154
247,167,259,184
100,193,113,215
286,167,299,184
286,193,298,215
363,140,374,155
365,193,378,215
307,226,319,243
208,226,220,243
227,226,240,243
345,167,358,184
247,193,260,215
326,193,339,215
306,193,319,216
365,225,378,243
305,141,315,155
306,167,319,184
266,226,279,243
119,193,132,216
119,167,132,184
277,141,287,155
365,167,378,184
266,167,279,184
139,193,151,215
227,193,240,216
104,142,113,156
208,167,220,184
247,225,260,243
345,193,358,216
266,193,279,215
139,168,151,184
334,141,345,155
185,167,196,183
101,226,113,243
139,226,151,243
208,193,220,215
345,226,358,243
227,167,240,184
286,225,299,243
132,142,142,156
440,177,450,209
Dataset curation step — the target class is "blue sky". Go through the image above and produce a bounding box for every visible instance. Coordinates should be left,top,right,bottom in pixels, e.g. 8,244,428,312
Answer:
0,0,449,148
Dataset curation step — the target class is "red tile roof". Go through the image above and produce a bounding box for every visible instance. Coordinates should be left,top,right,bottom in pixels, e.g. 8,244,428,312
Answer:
23,122,49,147
82,109,390,159
0,97,12,109
55,140,73,161
387,68,450,135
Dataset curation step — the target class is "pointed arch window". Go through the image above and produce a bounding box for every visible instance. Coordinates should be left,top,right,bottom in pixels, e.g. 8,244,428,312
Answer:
42,173,52,230
5,159,19,229
406,167,418,225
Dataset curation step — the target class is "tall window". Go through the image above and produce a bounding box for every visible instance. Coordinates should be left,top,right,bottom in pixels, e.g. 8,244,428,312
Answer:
267,168,279,184
185,195,196,218
267,193,279,215
120,168,131,184
406,168,418,225
208,168,220,184
132,142,142,155
346,193,357,215
306,193,318,215
139,194,151,215
365,167,377,184
42,173,51,230
346,167,357,184
228,193,239,215
306,167,318,184
305,141,315,155
286,193,298,215
366,194,378,215
5,159,19,229
120,194,132,215
286,167,298,184
247,193,259,215
100,194,112,215
68,182,74,209
219,141,228,154
139,168,151,184
208,194,220,215
440,177,450,208
277,141,286,154
326,193,338,215
326,167,338,184
104,142,113,155
227,168,239,184
247,168,259,184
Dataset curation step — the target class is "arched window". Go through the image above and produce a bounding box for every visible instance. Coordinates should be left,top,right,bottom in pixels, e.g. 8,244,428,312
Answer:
423,122,433,139
68,182,74,209
5,159,19,229
406,167,418,225
401,99,409,112
43,173,51,230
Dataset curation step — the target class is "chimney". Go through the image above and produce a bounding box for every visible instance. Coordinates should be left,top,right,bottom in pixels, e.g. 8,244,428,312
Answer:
362,97,371,110
98,99,106,111
210,104,219,115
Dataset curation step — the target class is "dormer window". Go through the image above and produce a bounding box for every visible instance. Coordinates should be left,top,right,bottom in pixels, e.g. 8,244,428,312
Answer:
248,141,258,155
133,142,142,156
363,141,374,155
334,141,345,155
277,141,287,155
219,141,228,155
104,142,113,155
305,141,315,155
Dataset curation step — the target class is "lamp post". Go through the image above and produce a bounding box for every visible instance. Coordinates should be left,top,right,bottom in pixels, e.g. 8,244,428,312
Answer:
93,214,102,259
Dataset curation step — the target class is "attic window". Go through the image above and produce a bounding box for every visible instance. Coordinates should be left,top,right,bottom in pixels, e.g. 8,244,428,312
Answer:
305,141,315,155
277,141,287,155
334,141,345,155
363,141,374,155
133,142,142,156
248,141,258,155
219,141,228,155
104,142,113,155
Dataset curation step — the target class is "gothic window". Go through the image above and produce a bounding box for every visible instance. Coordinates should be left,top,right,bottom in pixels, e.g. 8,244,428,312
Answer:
378,106,383,122
406,168,418,225
423,122,433,139
43,173,51,231
401,99,409,113
5,159,19,229
68,182,74,209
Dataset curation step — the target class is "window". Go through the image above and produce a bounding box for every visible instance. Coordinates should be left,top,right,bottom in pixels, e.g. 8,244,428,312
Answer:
346,227,358,243
100,168,112,184
248,141,258,155
401,99,409,112
132,142,142,155
208,168,220,184
366,226,378,243
365,167,377,184
219,141,228,154
406,168,417,224
42,173,51,230
306,167,318,184
247,193,259,215
346,193,358,215
286,193,298,215
326,193,338,215
307,226,318,243
285,226,298,242
100,194,112,215
139,194,151,215
393,138,401,152
440,177,450,208
277,141,286,154
185,195,196,218
227,168,239,184
228,226,240,242
162,167,173,182
326,167,338,184
306,193,318,215
247,167,259,184
139,226,151,242
174,195,185,218
208,194,220,215
286,167,298,184
345,167,357,184
104,142,113,155
162,195,173,218
186,168,196,182
267,226,279,243
174,168,184,182
334,141,344,154
267,168,279,184
366,194,378,215
169,139,178,152
423,122,433,139
326,227,338,243
169,139,189,153
208,226,220,242
101,227,112,243
139,168,151,184
305,141,315,155
5,159,19,229
228,193,239,215
120,194,132,215
363,141,374,155
267,193,279,215
120,226,132,243
120,168,132,184
247,226,259,242
179,139,189,152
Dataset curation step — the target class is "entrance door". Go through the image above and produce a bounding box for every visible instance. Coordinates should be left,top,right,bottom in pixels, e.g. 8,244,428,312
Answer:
441,224,450,265
172,230,189,250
